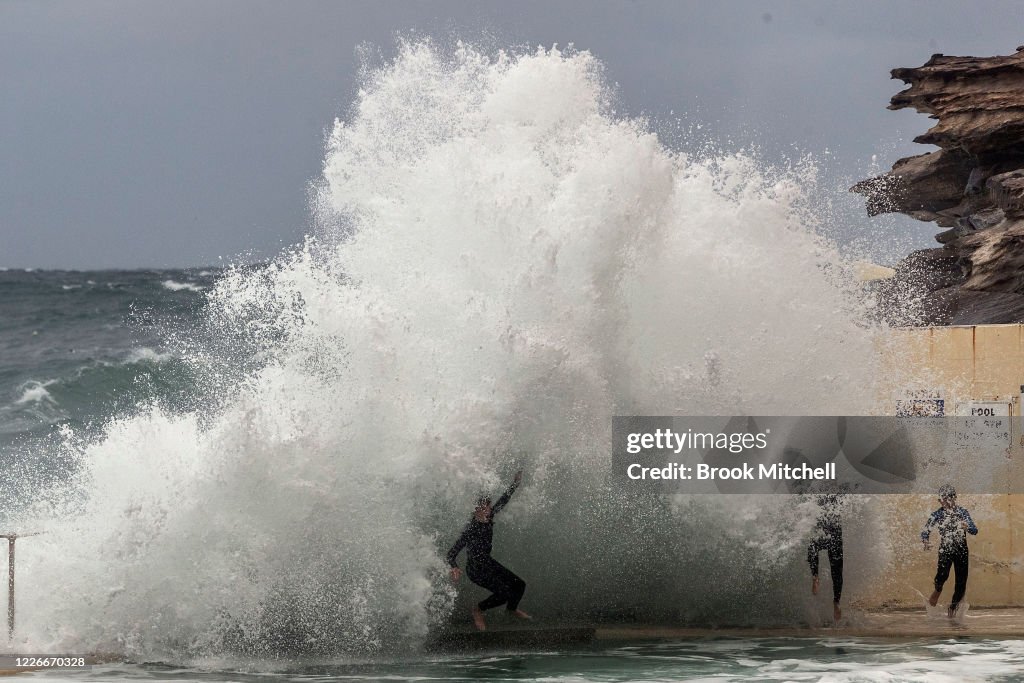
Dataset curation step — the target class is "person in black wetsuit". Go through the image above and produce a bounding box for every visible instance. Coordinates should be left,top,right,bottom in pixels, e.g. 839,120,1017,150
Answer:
807,493,844,622
922,484,978,618
446,470,529,631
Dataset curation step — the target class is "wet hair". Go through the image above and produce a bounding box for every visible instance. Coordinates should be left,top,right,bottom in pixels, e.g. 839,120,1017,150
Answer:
938,484,957,501
475,496,492,508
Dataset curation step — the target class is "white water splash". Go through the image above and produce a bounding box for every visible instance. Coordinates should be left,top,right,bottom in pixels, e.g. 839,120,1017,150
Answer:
16,41,887,658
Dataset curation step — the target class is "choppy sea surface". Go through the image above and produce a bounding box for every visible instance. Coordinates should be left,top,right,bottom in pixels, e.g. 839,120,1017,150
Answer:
0,269,213,502
0,268,213,494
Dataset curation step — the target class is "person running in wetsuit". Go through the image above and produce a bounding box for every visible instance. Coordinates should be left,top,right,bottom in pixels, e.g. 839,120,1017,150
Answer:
922,484,978,618
807,493,844,622
447,470,529,631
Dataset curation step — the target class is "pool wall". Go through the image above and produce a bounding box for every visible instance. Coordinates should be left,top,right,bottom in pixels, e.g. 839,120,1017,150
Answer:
867,323,1024,608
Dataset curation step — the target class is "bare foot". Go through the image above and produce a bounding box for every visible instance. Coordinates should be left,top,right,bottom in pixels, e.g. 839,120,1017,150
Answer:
511,609,532,620
833,603,842,622
811,576,819,596
928,590,940,607
471,606,486,631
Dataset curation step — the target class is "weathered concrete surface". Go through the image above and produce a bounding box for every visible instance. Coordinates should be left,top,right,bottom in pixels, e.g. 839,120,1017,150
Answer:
426,626,596,652
597,608,1024,638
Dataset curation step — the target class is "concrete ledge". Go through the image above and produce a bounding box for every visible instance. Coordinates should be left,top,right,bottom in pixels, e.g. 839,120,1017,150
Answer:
426,626,596,652
596,608,1024,639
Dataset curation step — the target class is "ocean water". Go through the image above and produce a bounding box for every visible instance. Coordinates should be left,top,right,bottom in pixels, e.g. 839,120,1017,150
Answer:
0,269,215,509
0,41,995,681
21,637,1024,682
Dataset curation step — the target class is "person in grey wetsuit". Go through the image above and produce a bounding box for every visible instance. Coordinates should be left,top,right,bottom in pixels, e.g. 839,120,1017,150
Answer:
922,484,978,617
447,470,530,631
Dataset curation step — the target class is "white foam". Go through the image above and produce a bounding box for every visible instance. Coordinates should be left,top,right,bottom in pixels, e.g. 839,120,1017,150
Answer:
162,279,204,292
14,381,57,405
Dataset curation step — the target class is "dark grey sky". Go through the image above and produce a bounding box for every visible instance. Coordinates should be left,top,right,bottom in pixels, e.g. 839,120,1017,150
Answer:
2,0,1022,269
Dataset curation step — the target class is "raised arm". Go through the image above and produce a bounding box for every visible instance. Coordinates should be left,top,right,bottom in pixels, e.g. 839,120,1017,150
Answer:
491,470,523,517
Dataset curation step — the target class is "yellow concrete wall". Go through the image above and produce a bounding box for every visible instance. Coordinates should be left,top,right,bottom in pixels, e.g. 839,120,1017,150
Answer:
865,324,1024,608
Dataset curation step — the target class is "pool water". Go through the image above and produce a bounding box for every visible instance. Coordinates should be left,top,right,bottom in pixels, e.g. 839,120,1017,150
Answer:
28,637,1024,682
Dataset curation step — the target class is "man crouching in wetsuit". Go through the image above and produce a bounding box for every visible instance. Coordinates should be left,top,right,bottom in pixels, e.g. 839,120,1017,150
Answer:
447,470,530,631
922,484,978,618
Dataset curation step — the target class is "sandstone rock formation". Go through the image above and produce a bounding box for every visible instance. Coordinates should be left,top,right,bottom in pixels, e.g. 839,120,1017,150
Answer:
853,47,1024,325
